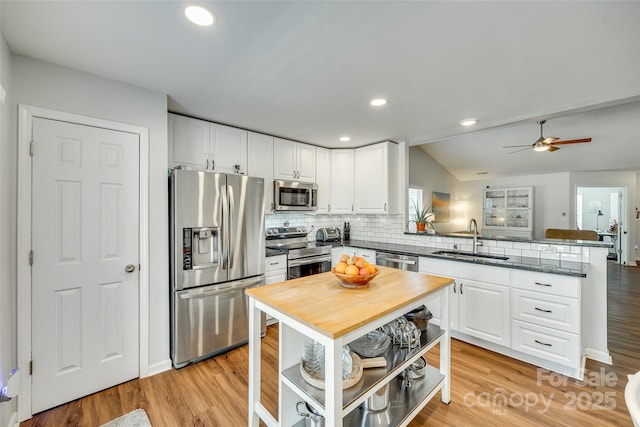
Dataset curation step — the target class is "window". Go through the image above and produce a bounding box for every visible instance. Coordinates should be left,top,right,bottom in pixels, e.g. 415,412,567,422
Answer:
408,187,423,221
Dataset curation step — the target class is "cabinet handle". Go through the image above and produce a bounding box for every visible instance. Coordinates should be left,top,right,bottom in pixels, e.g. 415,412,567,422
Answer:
206,158,209,170
534,307,552,313
460,282,463,294
534,281,552,287
212,159,215,170
269,262,279,266
453,282,457,293
534,339,552,347
384,203,387,212
328,204,331,211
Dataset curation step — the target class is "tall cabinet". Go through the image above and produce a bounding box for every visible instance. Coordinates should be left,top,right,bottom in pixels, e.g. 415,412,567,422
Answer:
482,187,534,239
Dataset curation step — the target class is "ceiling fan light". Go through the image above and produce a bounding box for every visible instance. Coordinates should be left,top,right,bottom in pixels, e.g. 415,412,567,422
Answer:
533,142,550,152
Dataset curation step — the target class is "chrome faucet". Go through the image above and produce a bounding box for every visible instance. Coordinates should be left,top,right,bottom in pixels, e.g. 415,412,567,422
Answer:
467,218,479,254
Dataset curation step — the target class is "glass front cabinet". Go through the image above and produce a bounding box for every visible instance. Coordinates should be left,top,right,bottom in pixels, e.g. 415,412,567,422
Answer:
483,187,533,239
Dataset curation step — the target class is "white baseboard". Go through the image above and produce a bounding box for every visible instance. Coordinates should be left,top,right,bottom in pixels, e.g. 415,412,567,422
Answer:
146,359,172,377
585,347,613,365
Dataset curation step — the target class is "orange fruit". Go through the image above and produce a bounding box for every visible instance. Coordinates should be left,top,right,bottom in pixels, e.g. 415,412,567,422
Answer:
367,263,377,274
359,267,369,275
334,261,347,274
355,258,366,268
340,254,349,262
345,265,359,275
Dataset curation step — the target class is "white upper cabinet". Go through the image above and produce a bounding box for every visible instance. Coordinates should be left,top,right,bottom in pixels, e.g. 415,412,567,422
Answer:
330,149,354,214
169,113,210,169
273,137,316,183
168,113,247,174
210,123,248,174
248,131,274,213
354,141,400,214
315,147,331,213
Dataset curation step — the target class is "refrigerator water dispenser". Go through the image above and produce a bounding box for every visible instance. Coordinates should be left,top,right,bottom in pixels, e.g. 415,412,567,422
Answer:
183,227,218,269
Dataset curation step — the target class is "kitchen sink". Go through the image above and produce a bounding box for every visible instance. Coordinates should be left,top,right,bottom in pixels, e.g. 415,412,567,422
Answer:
431,250,510,261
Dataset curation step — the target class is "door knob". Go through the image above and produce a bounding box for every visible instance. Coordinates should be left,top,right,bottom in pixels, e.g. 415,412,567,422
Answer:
125,264,136,273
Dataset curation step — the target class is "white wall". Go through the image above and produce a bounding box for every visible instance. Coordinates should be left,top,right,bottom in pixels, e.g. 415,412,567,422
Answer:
0,9,18,425
408,146,462,233
456,172,571,240
12,56,171,373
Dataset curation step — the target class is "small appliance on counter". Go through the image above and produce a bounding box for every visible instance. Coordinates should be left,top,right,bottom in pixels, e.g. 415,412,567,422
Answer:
316,227,341,242
343,222,350,241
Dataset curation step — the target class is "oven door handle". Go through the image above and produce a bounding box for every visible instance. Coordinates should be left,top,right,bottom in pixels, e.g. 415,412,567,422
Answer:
288,254,332,268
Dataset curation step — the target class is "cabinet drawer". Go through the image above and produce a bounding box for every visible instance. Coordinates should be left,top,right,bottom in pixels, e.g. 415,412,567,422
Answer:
512,289,580,333
512,270,580,299
265,255,287,272
511,320,580,367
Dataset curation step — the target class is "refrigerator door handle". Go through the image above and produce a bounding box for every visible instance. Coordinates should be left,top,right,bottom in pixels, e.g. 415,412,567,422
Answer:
178,277,263,299
221,180,229,270
228,183,235,270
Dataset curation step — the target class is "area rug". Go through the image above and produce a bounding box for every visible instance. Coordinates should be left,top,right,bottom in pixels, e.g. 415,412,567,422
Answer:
100,409,151,427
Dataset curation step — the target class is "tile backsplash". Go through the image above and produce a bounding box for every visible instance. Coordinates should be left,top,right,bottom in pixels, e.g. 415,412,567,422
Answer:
266,212,592,263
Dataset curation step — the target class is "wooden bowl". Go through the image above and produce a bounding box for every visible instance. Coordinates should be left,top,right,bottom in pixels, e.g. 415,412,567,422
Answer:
332,267,379,289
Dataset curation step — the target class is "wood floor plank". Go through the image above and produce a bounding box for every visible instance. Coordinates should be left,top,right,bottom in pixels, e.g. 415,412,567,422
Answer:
20,262,640,426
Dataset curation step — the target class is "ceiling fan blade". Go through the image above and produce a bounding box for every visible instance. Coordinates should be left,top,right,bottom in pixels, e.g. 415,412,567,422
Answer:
550,138,592,146
547,145,560,152
502,144,532,148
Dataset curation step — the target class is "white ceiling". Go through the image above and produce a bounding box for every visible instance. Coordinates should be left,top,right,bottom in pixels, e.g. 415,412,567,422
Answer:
2,1,640,179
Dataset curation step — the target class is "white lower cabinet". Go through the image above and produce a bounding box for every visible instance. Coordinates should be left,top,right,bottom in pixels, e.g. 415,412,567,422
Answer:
264,254,287,325
419,257,584,379
511,320,581,367
458,279,510,347
511,269,583,376
419,258,510,347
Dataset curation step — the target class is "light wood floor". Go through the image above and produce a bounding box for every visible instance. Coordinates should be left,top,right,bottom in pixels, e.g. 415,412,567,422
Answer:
21,263,640,426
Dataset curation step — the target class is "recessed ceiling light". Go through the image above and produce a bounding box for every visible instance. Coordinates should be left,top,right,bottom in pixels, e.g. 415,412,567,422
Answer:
459,118,479,127
339,136,351,142
370,98,387,107
185,5,216,26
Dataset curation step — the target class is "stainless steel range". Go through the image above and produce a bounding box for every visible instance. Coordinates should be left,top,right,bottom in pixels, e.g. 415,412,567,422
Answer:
265,226,332,280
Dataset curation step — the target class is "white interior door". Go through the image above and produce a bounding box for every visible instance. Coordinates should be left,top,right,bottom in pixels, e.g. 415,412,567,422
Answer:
31,117,140,413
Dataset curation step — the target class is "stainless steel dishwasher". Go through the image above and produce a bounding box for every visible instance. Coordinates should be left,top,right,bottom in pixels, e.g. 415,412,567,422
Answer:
376,252,419,272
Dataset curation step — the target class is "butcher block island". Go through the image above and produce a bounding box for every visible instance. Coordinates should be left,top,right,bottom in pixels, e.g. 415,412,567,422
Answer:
246,266,454,427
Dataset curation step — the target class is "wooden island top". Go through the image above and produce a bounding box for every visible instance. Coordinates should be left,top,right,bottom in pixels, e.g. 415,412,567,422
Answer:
246,266,453,339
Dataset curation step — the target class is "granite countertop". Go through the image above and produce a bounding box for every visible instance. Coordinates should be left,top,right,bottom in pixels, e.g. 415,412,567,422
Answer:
266,247,287,257
333,239,589,278
404,231,612,248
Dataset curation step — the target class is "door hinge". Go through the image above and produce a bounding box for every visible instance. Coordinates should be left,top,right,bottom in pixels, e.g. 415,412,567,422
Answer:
29,250,33,266
29,141,34,156
29,360,33,375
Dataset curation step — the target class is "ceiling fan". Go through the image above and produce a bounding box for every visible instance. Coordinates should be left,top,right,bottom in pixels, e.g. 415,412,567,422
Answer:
503,120,592,154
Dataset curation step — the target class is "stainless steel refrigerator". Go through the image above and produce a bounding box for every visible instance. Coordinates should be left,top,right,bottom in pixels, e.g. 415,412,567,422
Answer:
170,169,265,368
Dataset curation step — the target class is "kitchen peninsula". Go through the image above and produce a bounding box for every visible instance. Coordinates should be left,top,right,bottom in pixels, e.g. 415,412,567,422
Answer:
246,267,454,427
328,233,612,380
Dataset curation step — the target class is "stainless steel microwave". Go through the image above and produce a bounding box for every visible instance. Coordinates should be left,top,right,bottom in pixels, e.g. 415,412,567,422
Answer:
274,180,318,211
